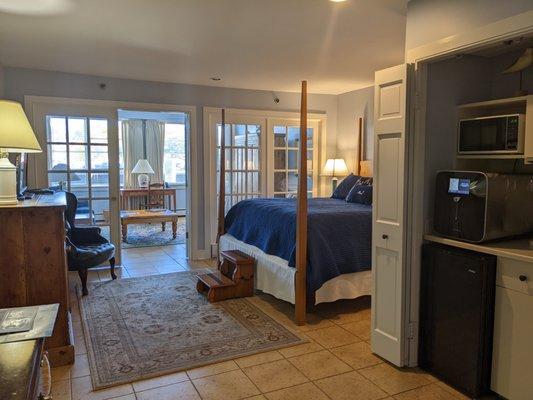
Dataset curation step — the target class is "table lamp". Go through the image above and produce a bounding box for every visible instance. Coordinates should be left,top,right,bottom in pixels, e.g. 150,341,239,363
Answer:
131,159,154,188
323,158,349,192
0,100,42,205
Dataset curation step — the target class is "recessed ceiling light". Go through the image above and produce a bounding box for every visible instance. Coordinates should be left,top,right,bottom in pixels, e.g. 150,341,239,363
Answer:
330,0,347,2
210,77,221,81
0,0,72,15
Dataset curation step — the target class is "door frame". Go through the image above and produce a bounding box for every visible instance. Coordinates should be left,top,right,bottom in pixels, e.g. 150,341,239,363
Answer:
24,96,199,260
404,10,533,366
203,107,327,255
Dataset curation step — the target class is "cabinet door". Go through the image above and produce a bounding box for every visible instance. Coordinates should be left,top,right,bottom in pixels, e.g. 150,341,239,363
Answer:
371,63,413,366
492,286,533,399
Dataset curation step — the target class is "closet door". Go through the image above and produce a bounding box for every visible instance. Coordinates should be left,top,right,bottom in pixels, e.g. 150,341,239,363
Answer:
371,63,413,366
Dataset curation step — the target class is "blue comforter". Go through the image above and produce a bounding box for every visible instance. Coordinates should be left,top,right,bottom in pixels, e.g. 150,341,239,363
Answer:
225,197,372,292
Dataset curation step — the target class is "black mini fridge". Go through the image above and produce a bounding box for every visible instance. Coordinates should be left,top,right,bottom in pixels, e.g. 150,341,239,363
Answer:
419,243,496,398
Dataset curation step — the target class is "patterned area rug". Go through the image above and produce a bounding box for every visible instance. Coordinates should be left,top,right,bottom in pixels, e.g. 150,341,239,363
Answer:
79,271,305,389
100,218,186,248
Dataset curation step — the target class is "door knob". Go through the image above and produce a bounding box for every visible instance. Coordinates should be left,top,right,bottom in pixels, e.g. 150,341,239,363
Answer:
519,274,528,282
382,234,389,240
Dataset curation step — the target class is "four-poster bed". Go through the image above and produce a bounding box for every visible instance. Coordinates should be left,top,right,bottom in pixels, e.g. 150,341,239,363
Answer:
217,82,372,325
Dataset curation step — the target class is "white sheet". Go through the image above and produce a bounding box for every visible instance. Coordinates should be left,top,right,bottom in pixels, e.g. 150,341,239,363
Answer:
220,234,371,305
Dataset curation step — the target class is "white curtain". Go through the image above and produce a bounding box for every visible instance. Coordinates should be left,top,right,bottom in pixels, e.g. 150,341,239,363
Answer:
145,120,165,185
122,119,144,189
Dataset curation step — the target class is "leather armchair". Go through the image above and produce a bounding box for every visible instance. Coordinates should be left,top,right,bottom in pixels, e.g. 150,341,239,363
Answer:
64,192,116,295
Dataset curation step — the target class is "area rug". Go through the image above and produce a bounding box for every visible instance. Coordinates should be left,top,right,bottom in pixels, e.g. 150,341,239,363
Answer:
79,271,305,389
100,218,186,248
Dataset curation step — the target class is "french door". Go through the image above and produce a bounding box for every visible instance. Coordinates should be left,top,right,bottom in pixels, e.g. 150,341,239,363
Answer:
30,103,121,262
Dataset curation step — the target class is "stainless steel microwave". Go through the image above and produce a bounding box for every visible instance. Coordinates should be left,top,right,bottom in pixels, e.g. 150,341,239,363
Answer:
458,114,525,155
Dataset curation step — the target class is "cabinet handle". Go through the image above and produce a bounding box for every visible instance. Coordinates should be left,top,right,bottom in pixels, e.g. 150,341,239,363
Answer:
519,274,528,282
382,234,389,240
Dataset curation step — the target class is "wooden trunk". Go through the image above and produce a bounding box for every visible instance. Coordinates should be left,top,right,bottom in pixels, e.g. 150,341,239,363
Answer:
0,193,74,366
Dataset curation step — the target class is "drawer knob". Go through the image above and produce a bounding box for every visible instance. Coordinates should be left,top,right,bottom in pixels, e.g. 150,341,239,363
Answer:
519,275,528,282
382,234,389,240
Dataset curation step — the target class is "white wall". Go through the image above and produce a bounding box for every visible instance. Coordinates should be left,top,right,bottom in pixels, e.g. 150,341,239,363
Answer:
336,86,374,174
406,0,533,51
2,67,338,254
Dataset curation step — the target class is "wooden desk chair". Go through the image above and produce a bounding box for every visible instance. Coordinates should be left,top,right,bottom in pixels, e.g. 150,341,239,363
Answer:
142,182,165,210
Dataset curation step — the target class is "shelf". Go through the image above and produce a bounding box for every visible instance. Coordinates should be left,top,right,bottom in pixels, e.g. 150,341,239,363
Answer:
424,234,533,264
456,154,524,160
458,96,527,110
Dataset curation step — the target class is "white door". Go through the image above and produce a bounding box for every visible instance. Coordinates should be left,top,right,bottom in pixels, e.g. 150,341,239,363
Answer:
371,64,413,366
30,102,122,263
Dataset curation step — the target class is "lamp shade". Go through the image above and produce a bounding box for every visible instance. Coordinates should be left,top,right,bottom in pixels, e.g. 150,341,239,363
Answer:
323,158,349,177
0,100,42,153
131,159,154,174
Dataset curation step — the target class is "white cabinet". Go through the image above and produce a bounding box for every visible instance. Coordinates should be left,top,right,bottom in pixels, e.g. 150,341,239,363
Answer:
491,258,533,400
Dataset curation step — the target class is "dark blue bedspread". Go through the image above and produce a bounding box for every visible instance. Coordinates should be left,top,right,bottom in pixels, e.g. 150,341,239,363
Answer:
225,197,372,292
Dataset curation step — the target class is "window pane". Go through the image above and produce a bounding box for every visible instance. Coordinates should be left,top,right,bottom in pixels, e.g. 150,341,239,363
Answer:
307,128,313,149
247,172,259,193
90,119,108,144
274,172,286,192
307,151,313,170
48,172,67,187
288,150,297,170
91,172,109,198
47,116,66,142
307,175,313,190
232,148,244,170
91,199,109,222
48,144,67,170
69,145,87,169
68,117,87,142
70,172,89,197
163,123,186,185
90,145,109,170
247,149,259,170
247,125,260,147
274,126,286,147
288,127,299,147
233,124,246,147
288,172,298,192
274,150,286,170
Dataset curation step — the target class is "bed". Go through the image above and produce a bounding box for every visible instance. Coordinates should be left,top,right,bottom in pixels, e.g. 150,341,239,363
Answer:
216,83,372,324
221,197,372,305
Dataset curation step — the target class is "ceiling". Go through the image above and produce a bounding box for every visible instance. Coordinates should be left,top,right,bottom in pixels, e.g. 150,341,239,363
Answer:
0,0,406,95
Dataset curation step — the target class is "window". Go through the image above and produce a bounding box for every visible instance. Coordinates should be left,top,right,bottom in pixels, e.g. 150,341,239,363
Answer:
46,115,110,221
216,123,261,212
163,123,187,185
272,124,314,198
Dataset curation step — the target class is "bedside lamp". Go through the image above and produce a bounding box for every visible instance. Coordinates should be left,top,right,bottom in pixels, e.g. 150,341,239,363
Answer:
323,158,349,193
0,100,42,205
131,159,154,188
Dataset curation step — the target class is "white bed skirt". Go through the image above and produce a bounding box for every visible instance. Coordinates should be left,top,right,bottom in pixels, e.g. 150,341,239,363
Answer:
219,234,371,305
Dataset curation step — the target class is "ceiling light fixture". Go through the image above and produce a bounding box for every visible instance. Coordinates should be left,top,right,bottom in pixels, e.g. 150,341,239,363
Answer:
0,0,72,15
210,77,221,81
329,0,347,2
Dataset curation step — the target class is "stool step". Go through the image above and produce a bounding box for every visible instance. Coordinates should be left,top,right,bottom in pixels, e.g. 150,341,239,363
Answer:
220,250,255,265
197,271,236,288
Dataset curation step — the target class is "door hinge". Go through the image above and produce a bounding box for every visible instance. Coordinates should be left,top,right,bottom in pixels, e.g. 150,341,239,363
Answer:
408,322,415,340
185,232,189,239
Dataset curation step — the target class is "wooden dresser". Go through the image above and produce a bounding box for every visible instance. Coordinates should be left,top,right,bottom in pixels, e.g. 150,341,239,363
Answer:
0,193,74,366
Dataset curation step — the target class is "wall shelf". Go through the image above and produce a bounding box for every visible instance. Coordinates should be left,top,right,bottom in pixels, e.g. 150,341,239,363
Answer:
458,96,527,110
424,234,533,264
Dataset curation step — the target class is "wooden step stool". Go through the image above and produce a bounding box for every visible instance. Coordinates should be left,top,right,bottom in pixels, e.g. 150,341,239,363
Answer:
196,250,255,302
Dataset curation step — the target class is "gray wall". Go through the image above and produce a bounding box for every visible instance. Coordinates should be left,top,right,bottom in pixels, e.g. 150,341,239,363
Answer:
2,67,338,253
406,0,533,50
336,86,374,174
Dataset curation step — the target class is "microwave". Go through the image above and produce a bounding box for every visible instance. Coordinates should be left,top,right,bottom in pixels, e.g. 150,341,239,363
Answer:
434,171,533,242
458,114,525,155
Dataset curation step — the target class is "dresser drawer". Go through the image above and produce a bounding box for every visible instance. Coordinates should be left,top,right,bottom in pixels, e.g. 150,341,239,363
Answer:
496,257,533,295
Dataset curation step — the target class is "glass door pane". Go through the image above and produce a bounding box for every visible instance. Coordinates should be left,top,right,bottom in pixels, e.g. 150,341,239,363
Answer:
45,115,111,225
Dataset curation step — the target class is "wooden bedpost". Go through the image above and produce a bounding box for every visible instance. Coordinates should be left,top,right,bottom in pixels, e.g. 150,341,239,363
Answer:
217,109,226,257
357,117,363,175
295,81,308,325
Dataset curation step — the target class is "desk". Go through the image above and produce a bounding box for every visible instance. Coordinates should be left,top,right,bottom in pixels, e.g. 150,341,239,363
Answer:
120,188,176,211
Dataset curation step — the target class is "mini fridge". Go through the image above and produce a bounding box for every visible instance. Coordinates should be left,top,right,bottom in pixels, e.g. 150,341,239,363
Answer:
419,243,496,398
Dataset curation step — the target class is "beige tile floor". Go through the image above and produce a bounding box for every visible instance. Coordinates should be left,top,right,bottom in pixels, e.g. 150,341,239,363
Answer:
52,244,470,400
